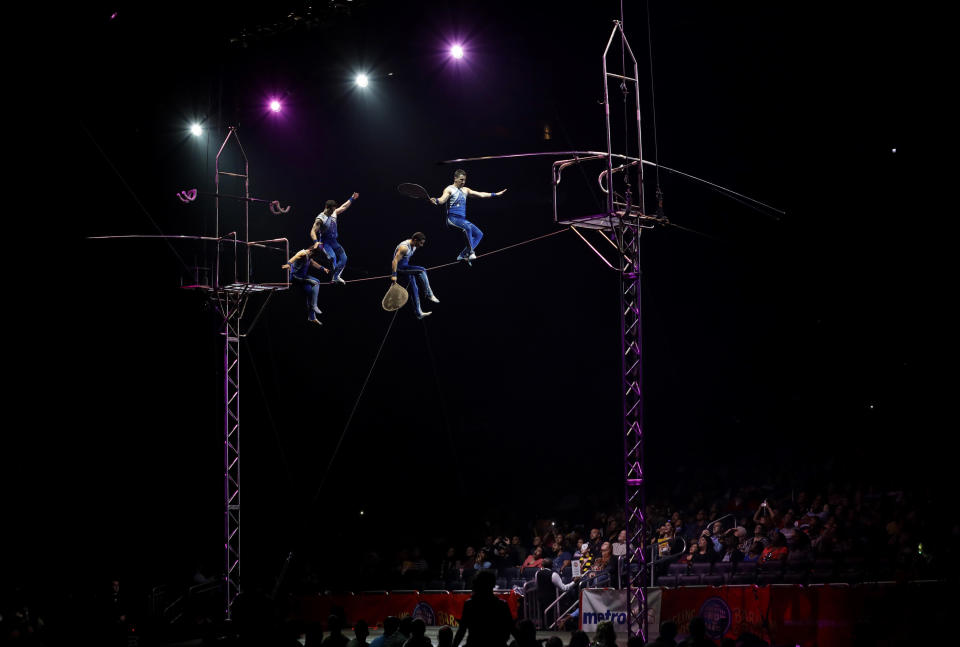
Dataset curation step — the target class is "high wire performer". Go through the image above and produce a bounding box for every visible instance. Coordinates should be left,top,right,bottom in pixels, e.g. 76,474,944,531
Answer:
431,169,507,265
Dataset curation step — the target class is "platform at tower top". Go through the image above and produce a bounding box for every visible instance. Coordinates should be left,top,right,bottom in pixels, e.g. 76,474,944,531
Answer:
557,209,655,231
182,282,290,294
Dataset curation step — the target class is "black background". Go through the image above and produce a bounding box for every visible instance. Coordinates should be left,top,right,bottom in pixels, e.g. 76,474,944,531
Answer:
6,0,947,596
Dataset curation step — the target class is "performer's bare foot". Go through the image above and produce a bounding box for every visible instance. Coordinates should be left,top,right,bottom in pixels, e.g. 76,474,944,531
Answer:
308,318,323,326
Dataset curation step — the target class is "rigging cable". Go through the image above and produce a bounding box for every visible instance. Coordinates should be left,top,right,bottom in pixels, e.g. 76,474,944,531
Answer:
80,121,190,272
309,309,399,505
645,0,664,217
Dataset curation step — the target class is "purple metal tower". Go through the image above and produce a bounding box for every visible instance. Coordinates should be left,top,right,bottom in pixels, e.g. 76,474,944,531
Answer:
557,21,648,639
441,19,660,640
603,22,648,641
211,128,290,619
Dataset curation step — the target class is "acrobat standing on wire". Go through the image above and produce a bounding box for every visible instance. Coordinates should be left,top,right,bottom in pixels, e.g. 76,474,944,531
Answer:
282,246,328,327
310,192,359,284
391,232,440,319
431,170,506,263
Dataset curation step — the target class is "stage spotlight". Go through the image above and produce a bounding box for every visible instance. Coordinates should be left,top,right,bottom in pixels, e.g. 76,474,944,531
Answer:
355,74,369,88
269,99,282,112
190,123,203,137
451,44,464,59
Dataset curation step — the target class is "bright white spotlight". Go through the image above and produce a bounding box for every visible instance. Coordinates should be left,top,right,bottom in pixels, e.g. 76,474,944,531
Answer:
269,99,282,112
356,74,369,88
451,44,464,59
190,123,203,137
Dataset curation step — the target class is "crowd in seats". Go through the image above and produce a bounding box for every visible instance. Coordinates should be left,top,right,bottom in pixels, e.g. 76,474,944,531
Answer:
353,478,939,594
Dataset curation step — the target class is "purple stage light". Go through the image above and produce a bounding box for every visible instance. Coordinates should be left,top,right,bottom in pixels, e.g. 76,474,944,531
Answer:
269,100,282,112
451,44,464,59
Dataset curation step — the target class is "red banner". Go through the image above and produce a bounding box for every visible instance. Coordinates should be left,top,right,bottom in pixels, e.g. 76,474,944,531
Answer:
291,591,520,628
660,585,771,642
658,582,946,647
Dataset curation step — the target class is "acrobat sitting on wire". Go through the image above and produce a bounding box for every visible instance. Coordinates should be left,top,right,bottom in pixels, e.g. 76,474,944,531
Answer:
310,192,359,284
431,169,506,264
391,232,440,319
282,246,329,327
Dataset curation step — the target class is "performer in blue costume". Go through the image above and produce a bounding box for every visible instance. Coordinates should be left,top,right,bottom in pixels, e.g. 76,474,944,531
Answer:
431,170,507,263
391,232,440,319
310,192,359,284
282,246,328,326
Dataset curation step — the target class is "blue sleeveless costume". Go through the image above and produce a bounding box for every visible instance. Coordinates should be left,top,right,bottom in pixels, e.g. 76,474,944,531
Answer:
290,253,321,321
315,211,348,282
446,186,483,259
394,240,436,317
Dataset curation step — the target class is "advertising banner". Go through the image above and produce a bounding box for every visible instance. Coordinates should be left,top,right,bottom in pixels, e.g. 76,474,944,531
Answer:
579,588,662,635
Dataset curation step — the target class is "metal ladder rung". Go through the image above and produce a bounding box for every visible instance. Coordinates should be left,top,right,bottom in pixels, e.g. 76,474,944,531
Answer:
606,72,638,82
218,171,248,178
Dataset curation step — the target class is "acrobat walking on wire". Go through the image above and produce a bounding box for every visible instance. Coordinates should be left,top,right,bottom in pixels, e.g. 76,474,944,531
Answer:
431,169,506,263
391,232,440,319
282,246,328,327
310,192,359,284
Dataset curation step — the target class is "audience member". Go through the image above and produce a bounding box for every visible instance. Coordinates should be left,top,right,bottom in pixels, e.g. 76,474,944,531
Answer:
569,630,591,647
437,626,454,647
521,546,544,570
347,619,370,647
593,619,619,647
451,570,518,647
612,530,628,557
760,532,788,564
509,619,538,647
679,617,716,647
321,614,349,647
370,616,400,647
403,618,431,647
646,621,678,647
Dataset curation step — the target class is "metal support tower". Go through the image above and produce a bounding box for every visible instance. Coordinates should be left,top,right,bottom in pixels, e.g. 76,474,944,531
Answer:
90,126,290,621
210,128,290,619
215,129,249,620
219,289,243,620
603,21,648,641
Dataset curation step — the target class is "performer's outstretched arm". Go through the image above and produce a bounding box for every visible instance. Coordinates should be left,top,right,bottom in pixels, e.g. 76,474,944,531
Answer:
464,187,507,198
282,249,309,270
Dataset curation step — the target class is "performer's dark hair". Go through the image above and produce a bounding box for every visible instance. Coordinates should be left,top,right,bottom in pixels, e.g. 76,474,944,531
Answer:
454,169,467,179
541,557,554,569
325,199,337,211
412,232,426,244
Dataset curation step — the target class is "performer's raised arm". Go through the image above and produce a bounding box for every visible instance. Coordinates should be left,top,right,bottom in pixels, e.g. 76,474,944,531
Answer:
312,192,357,284
334,192,359,215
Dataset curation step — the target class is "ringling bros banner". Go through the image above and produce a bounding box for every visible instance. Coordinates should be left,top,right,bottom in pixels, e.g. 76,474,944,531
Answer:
291,590,521,628
582,582,944,647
